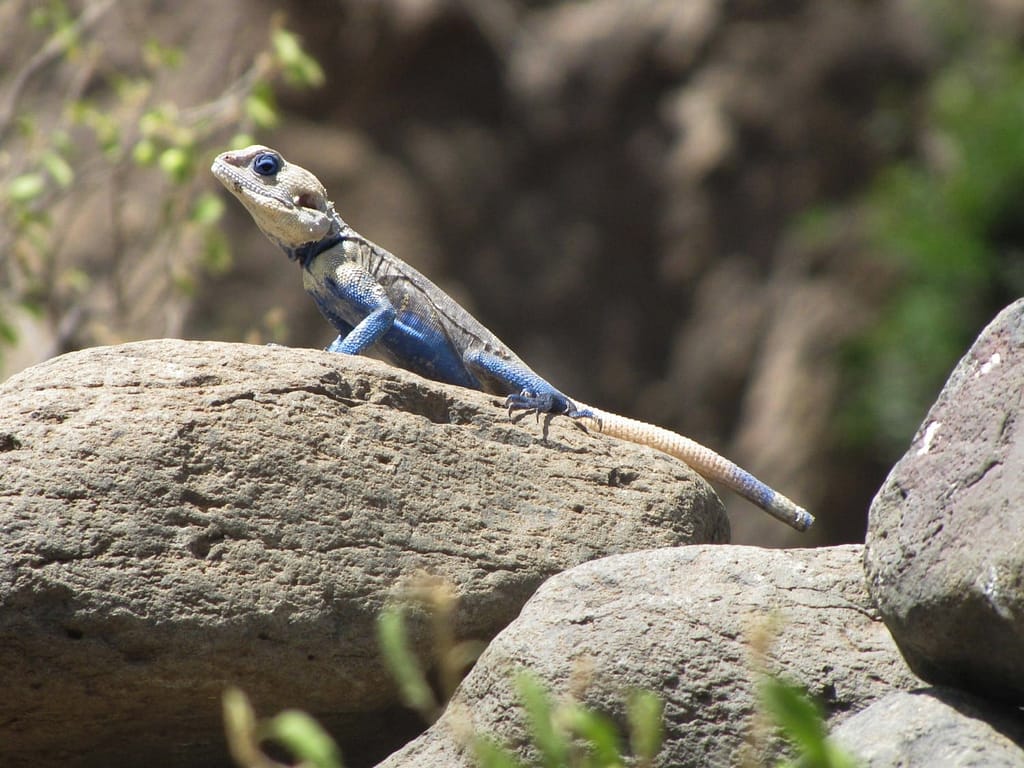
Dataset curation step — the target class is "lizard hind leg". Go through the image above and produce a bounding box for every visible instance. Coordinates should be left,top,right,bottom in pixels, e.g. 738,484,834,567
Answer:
506,389,571,416
505,390,596,426
463,349,584,417
504,390,597,443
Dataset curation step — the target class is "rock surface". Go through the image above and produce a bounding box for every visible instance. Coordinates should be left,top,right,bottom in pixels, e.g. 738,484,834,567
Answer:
377,545,918,768
833,688,1024,767
865,299,1024,704
0,339,726,768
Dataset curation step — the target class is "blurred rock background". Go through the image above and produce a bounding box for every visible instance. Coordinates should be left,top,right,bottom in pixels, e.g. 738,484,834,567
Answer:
3,0,1023,546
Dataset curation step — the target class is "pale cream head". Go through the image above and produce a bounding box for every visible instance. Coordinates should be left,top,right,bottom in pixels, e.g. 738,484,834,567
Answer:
211,145,335,247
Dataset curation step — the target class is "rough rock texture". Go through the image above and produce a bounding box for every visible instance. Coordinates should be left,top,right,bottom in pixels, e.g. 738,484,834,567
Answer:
0,339,726,768
833,689,1024,767
865,299,1024,704
377,545,919,768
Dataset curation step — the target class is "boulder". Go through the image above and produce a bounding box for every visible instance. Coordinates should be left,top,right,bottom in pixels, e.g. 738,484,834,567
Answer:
833,688,1024,767
865,299,1024,703
377,544,918,768
0,340,726,768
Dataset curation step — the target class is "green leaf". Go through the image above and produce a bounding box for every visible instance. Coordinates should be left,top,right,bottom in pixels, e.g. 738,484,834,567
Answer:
245,83,278,129
229,133,255,151
59,267,91,294
113,74,152,105
8,174,46,203
472,736,528,768
191,191,225,226
377,607,437,717
41,151,74,188
172,270,197,297
15,112,37,138
515,674,569,768
0,311,18,345
142,39,183,69
272,28,304,67
265,709,344,768
50,129,72,153
94,115,121,156
139,108,167,138
201,229,232,275
29,7,49,27
221,686,261,767
289,55,326,88
16,215,53,252
272,27,325,87
53,21,79,54
627,690,664,764
132,139,157,166
158,146,192,184
564,704,623,766
222,686,256,738
759,678,829,764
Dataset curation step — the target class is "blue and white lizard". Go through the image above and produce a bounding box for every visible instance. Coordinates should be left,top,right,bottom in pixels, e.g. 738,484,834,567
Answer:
212,145,814,531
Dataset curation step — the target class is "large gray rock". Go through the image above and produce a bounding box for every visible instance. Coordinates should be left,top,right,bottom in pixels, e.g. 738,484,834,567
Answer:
0,340,726,768
833,688,1024,767
865,299,1024,703
377,545,919,768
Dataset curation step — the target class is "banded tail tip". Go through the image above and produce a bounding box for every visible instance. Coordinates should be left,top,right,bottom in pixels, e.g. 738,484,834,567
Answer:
791,507,815,532
770,498,814,532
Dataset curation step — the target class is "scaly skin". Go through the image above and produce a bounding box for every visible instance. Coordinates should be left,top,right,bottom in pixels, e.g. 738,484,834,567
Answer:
212,145,814,532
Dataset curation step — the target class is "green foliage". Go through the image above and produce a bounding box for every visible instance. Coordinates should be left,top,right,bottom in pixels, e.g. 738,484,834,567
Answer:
9,174,47,203
471,673,664,768
376,582,663,767
224,585,664,768
378,605,441,720
246,84,281,130
515,674,571,768
758,677,858,768
473,737,529,768
221,591,861,768
625,690,664,765
838,26,1024,456
223,687,345,768
268,710,346,768
376,578,488,723
0,2,324,371
272,28,326,88
743,619,859,768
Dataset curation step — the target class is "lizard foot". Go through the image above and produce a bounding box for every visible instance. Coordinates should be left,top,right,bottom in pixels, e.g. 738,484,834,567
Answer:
505,390,573,417
505,390,594,434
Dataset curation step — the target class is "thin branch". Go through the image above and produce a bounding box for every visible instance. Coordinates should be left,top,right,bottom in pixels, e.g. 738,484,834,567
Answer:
0,0,116,140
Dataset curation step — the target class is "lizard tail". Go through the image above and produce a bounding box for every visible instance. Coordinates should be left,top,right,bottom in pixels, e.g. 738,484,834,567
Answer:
577,406,814,532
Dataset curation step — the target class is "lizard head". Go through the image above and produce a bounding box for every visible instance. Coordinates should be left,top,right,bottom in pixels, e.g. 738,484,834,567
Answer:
211,145,336,251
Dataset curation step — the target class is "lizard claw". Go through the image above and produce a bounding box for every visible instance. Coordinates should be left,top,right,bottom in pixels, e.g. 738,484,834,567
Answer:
505,389,575,417
505,389,600,438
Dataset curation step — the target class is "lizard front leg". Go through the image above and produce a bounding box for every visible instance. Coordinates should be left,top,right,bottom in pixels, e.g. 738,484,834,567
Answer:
327,305,397,354
314,260,398,355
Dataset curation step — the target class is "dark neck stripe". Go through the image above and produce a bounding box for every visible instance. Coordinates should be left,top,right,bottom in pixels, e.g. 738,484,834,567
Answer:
291,232,344,269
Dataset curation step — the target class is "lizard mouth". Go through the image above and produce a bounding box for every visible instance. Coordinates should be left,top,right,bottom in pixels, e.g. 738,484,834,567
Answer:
294,192,324,211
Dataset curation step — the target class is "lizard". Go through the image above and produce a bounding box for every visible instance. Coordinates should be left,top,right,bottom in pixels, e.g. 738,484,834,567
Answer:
211,145,814,532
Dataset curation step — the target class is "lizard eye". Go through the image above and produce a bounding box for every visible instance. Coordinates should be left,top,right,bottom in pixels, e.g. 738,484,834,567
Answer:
252,152,281,176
